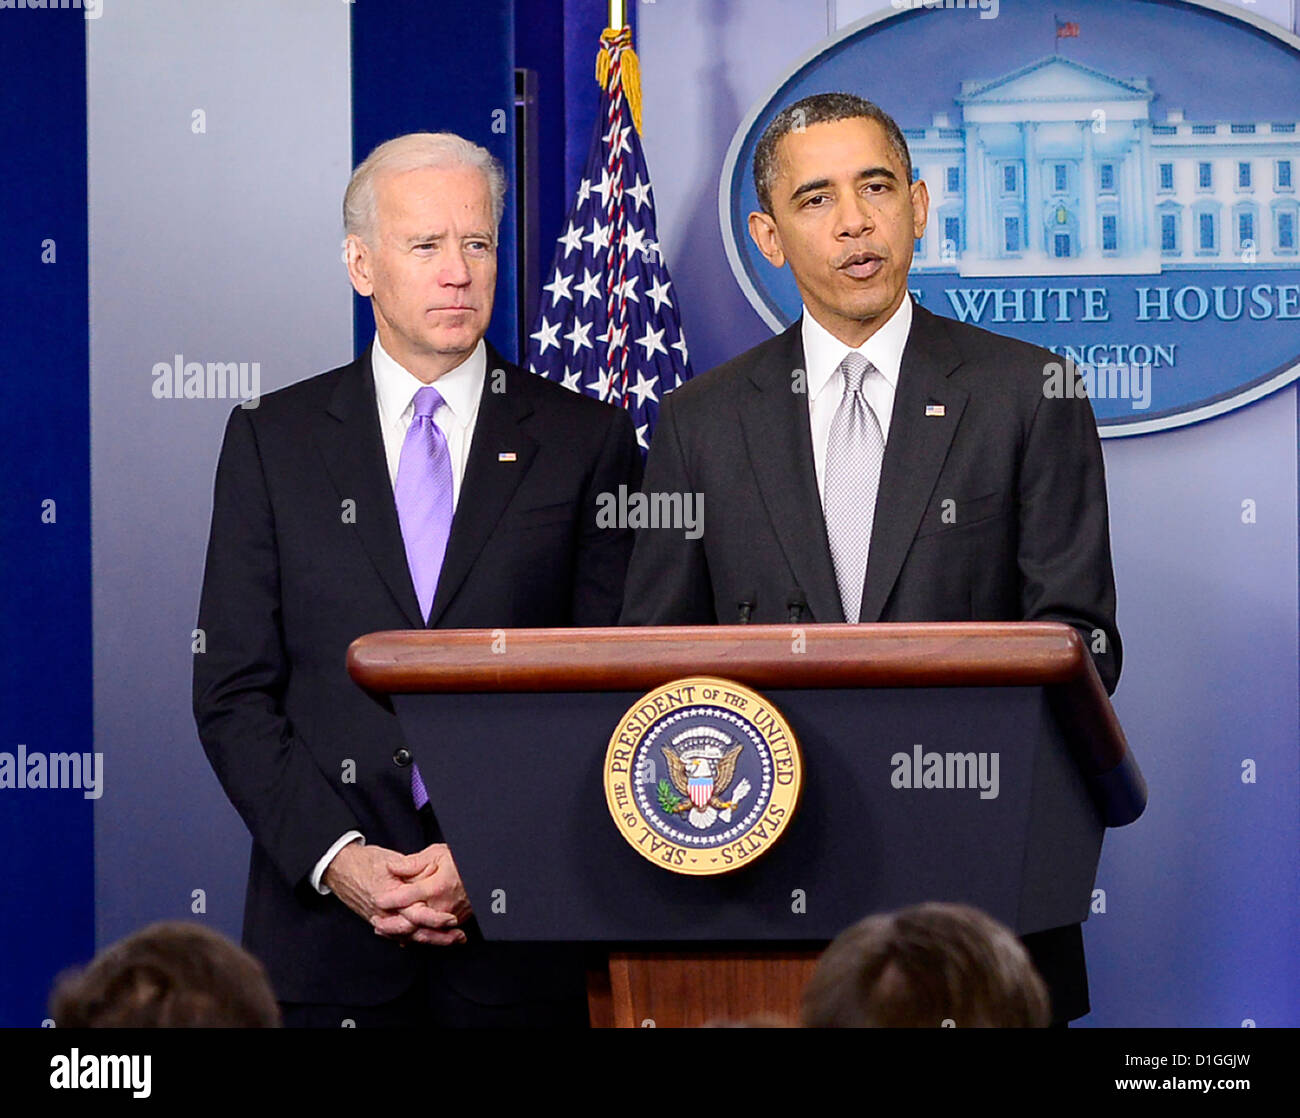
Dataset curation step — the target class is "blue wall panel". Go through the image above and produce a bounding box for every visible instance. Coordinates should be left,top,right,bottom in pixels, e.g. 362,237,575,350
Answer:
351,0,520,362
0,10,93,1027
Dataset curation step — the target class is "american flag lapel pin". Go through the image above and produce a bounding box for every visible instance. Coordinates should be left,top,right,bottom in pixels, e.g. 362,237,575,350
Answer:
498,451,517,462
925,404,945,417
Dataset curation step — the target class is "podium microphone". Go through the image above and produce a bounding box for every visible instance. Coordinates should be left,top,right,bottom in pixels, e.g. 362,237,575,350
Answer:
786,588,808,624
736,591,757,624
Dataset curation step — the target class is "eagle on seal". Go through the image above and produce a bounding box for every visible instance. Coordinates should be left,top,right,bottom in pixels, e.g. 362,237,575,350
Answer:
662,744,750,829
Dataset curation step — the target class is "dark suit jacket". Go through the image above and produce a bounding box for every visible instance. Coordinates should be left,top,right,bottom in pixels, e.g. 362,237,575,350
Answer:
193,342,641,1009
620,301,1120,692
620,301,1121,1020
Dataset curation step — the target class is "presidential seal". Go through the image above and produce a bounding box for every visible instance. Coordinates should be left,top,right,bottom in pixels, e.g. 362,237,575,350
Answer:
603,677,803,875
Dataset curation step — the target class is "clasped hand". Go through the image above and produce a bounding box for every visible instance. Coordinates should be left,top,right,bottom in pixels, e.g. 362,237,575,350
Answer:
323,841,473,947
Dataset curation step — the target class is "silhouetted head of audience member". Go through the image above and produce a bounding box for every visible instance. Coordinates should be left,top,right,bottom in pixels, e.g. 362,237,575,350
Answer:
801,903,1050,1028
49,921,281,1027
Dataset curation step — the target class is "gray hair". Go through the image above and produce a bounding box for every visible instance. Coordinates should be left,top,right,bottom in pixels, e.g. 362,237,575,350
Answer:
753,92,913,214
343,132,506,244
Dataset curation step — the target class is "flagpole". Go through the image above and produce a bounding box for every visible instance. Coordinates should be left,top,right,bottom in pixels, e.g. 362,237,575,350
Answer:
609,0,626,31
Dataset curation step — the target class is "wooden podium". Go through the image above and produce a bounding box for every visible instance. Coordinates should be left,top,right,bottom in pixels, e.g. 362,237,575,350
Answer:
348,622,1144,1027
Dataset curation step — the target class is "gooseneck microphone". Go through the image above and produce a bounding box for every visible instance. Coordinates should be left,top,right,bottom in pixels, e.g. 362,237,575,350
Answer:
785,588,808,624
736,591,757,624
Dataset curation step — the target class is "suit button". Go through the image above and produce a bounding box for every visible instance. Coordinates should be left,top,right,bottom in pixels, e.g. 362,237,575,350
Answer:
393,748,412,767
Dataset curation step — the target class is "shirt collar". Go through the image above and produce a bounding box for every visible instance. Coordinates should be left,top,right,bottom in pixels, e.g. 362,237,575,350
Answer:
371,333,486,430
802,294,913,403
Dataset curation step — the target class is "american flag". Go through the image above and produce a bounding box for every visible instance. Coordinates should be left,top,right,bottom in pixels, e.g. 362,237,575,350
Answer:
526,27,693,451
1055,18,1080,39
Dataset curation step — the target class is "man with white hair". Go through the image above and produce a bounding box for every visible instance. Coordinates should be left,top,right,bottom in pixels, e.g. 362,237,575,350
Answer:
194,132,641,1026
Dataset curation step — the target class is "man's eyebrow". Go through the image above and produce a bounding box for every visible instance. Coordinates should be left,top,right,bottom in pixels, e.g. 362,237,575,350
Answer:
790,177,832,200
789,166,899,200
404,231,495,246
858,165,899,183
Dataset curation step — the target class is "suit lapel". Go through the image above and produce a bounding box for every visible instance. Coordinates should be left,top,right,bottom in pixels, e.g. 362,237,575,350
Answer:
425,348,538,627
859,303,968,622
314,346,425,629
737,322,844,623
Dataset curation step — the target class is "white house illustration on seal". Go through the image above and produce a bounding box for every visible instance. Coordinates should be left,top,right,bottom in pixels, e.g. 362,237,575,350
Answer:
905,55,1299,276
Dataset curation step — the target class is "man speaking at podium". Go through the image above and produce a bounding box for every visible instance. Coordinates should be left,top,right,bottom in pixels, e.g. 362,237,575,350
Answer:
194,133,640,1027
620,94,1121,1023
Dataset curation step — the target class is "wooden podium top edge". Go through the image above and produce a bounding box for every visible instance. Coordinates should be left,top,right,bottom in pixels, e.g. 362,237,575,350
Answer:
346,621,1090,695
347,622,1138,813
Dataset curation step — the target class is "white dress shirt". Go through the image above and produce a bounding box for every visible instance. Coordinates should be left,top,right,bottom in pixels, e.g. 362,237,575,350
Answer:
371,332,486,496
310,334,487,895
803,294,913,502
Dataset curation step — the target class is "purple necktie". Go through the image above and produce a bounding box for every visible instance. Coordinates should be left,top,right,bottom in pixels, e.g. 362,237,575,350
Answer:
393,385,454,810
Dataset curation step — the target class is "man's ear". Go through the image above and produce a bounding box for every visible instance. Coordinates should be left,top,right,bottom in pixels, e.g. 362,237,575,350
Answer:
748,210,786,269
344,234,375,298
910,179,930,241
